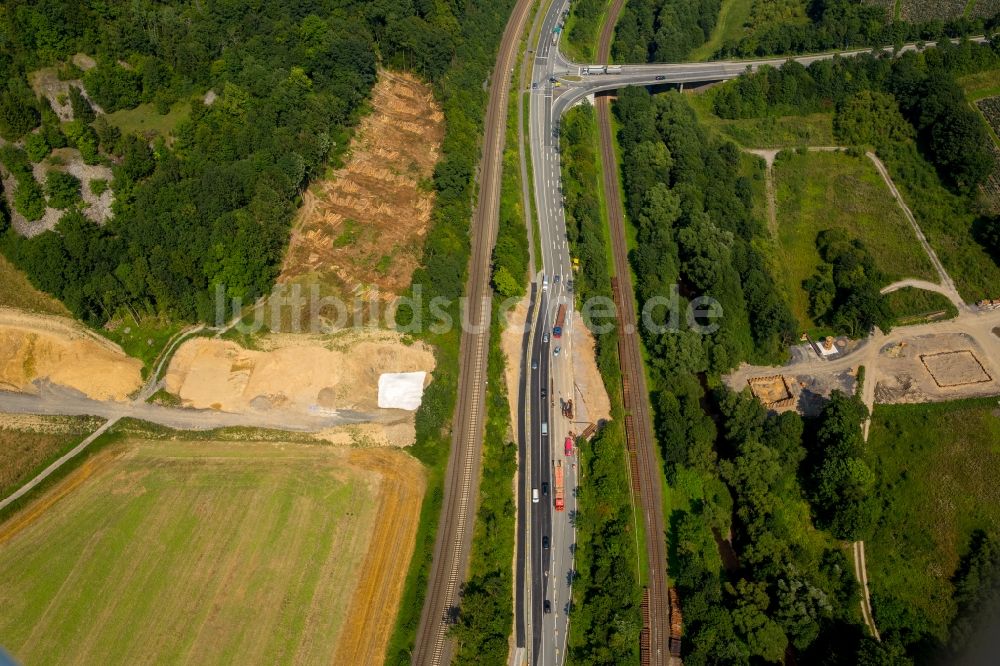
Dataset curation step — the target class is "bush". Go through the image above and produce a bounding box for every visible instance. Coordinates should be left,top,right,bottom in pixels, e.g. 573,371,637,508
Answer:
13,176,46,221
24,132,51,162
45,171,82,209
83,63,142,113
89,179,109,197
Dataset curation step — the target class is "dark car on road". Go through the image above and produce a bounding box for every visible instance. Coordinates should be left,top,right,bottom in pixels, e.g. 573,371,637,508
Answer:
542,481,549,496
542,535,550,549
544,600,551,613
655,75,666,80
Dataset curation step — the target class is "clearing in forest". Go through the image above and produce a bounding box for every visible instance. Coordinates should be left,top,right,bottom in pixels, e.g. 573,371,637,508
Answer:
280,69,444,302
0,254,69,317
0,439,425,666
866,397,1000,642
772,149,937,329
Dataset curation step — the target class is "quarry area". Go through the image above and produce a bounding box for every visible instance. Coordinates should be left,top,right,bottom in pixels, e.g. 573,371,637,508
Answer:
163,329,436,446
280,69,444,303
0,307,142,401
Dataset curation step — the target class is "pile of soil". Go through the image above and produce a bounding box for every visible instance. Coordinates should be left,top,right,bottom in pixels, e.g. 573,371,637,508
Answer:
0,307,142,401
164,330,435,416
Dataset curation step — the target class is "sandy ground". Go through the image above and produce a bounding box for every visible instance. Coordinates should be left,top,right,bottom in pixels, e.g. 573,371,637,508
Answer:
571,311,611,424
164,329,435,445
501,296,531,428
280,69,444,302
726,308,1000,414
0,307,141,401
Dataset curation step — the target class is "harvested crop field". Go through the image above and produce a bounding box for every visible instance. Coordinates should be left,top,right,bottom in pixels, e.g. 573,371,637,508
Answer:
280,69,444,302
0,439,425,666
0,307,142,400
0,413,102,499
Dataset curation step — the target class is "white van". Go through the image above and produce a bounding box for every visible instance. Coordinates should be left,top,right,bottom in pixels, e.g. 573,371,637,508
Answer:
532,488,539,503
542,275,549,291
541,422,548,436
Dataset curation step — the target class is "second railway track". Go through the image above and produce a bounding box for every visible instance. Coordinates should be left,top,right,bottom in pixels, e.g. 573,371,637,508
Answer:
595,1,675,664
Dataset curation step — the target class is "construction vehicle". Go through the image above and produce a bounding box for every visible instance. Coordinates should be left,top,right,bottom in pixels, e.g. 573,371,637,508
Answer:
553,303,566,338
561,399,574,420
554,461,564,511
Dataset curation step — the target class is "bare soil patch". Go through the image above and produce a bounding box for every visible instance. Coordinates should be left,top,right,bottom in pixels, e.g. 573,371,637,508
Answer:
748,374,794,408
27,66,103,122
0,307,141,401
570,311,611,424
3,148,114,237
164,329,435,444
501,296,531,428
333,448,426,665
279,69,444,301
920,350,992,388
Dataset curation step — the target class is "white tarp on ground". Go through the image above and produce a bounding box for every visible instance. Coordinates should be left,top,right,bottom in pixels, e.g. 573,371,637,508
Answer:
378,371,427,410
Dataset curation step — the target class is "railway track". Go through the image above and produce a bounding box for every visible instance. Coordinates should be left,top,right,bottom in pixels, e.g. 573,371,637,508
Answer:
411,0,536,663
595,2,675,664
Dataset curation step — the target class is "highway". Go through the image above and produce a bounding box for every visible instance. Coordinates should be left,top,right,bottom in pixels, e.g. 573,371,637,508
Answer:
520,1,583,665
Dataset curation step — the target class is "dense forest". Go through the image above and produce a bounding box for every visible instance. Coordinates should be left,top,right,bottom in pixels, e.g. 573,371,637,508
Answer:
612,0,1000,63
613,0,722,62
614,86,904,664
0,0,482,324
560,104,643,664
713,38,999,192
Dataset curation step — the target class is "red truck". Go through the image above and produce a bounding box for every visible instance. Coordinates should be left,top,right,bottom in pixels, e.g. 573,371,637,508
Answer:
564,436,573,456
553,304,566,338
554,461,564,511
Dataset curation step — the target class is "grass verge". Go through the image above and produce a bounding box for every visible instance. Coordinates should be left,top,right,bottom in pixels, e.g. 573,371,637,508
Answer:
867,397,1000,642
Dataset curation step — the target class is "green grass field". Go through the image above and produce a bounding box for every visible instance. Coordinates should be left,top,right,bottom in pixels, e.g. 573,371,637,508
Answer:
772,150,937,331
687,91,836,147
867,398,1000,641
0,439,380,665
0,254,69,316
104,99,191,138
884,286,959,326
957,67,1000,102
689,0,754,61
102,313,183,378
